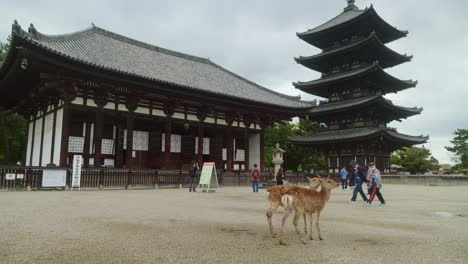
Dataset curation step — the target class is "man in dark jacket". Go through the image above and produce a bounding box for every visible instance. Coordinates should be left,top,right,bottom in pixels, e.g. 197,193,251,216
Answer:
348,160,369,204
189,160,199,192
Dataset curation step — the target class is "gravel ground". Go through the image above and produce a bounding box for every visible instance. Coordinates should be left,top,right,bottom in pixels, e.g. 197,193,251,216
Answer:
0,184,467,264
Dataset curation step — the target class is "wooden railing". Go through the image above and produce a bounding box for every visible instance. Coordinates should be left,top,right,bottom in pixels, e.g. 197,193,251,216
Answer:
2,167,466,191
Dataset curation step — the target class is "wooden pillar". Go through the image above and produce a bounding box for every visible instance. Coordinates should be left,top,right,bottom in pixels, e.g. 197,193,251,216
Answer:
125,112,135,168
164,118,171,168
29,114,36,166
260,129,265,172
94,107,104,167
38,105,46,167
163,103,174,169
60,99,71,167
49,101,59,165
226,127,233,172
197,124,204,166
243,125,250,171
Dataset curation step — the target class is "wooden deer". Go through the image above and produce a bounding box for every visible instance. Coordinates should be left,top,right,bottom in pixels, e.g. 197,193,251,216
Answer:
266,177,321,238
279,177,339,245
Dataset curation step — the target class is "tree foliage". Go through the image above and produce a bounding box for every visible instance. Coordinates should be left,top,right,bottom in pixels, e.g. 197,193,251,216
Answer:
264,118,326,172
445,128,468,169
392,146,437,174
0,37,28,165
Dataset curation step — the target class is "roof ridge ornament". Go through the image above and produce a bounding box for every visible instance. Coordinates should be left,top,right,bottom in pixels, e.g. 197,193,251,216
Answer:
28,23,38,38
12,20,22,35
344,0,358,12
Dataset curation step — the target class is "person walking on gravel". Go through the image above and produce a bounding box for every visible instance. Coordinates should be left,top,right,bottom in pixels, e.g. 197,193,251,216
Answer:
366,162,386,207
348,160,369,204
340,166,348,191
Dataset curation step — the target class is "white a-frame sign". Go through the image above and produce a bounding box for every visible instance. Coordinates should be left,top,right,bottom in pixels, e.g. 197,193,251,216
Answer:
198,162,219,192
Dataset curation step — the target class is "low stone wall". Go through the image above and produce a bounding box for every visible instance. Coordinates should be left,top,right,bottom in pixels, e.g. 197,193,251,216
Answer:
382,175,468,186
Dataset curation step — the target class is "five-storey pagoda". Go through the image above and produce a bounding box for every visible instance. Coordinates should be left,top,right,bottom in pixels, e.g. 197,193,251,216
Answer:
289,0,428,173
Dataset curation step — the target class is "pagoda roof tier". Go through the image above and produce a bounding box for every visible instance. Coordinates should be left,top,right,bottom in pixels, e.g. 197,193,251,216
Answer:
295,32,412,73
1,22,314,110
293,62,417,98
309,95,422,122
288,127,428,145
297,4,408,50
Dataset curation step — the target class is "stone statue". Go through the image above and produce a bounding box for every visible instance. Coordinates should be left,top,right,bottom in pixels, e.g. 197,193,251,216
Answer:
272,143,285,180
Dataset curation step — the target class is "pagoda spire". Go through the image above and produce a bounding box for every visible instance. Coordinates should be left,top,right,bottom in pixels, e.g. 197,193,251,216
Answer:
344,0,358,11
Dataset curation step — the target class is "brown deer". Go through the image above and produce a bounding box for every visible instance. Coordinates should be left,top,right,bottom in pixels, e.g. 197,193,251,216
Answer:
278,177,339,245
266,177,321,238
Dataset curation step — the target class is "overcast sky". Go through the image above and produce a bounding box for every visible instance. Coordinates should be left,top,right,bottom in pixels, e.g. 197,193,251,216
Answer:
1,0,467,164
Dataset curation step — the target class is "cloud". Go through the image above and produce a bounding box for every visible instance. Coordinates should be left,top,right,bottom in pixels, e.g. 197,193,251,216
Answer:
0,0,466,163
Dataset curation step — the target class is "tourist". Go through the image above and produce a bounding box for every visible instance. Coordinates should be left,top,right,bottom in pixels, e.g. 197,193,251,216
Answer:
340,166,348,191
366,162,386,207
276,167,284,185
348,160,369,204
189,160,199,192
250,164,261,192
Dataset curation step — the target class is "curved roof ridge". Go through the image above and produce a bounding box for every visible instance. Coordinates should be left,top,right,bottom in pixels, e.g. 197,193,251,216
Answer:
295,31,412,63
297,5,407,40
91,26,212,64
207,60,311,104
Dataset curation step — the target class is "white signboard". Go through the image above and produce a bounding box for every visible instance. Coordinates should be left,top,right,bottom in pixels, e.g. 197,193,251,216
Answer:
72,155,83,190
42,169,67,187
16,174,24,179
5,173,15,180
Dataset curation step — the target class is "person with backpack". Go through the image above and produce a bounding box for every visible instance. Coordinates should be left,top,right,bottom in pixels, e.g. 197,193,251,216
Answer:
250,164,261,192
340,166,348,191
348,160,369,204
189,160,199,192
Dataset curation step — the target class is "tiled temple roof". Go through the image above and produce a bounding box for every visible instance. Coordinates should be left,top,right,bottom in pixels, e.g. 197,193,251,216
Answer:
8,22,314,110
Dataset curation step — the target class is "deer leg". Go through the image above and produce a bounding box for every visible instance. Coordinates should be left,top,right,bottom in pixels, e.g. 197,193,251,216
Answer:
266,201,280,238
316,210,323,240
303,213,307,234
308,213,314,240
293,208,307,244
279,205,292,246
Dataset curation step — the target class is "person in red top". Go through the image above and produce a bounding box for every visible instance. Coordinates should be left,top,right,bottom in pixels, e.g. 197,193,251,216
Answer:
250,163,261,192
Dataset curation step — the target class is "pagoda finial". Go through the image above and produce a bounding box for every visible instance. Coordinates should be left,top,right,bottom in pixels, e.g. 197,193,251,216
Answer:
344,0,358,11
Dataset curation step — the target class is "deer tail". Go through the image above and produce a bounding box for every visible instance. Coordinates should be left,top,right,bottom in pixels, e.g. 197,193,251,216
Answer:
281,195,294,211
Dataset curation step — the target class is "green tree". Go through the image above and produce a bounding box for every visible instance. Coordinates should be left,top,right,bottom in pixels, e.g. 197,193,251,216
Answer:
0,37,28,165
392,146,436,174
445,129,468,169
264,118,326,172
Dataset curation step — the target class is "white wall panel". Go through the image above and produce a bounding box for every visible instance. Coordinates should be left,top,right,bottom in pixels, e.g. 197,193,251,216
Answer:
41,113,53,166
249,133,261,170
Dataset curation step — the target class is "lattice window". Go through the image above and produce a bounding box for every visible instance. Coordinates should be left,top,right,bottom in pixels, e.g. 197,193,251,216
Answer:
101,139,114,155
195,137,210,155
68,136,84,153
161,133,182,153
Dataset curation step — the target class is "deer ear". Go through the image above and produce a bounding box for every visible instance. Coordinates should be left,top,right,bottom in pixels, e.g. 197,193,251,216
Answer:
306,177,311,182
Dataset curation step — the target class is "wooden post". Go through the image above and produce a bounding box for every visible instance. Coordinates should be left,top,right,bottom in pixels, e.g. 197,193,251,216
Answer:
226,126,233,172
244,127,250,171
38,105,46,167
29,114,36,166
197,124,204,166
126,113,135,168
260,129,265,172
94,107,104,167
49,105,58,165
60,97,72,167
164,118,172,168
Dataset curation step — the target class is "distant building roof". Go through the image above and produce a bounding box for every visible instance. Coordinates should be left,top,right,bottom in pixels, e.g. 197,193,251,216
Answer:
6,23,314,110
288,126,428,145
297,4,408,49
